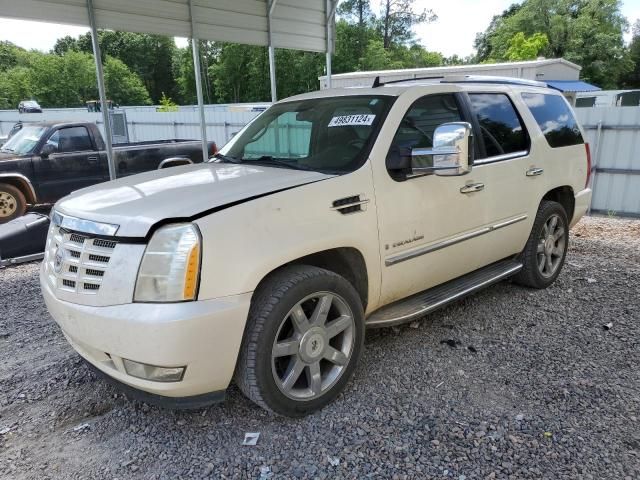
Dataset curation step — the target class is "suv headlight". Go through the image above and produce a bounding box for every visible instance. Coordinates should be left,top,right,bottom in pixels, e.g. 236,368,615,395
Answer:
134,223,201,302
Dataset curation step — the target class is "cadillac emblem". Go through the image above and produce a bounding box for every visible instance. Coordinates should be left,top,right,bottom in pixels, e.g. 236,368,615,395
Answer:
53,247,65,274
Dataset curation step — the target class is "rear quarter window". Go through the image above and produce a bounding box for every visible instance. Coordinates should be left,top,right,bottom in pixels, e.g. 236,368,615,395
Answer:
521,93,584,148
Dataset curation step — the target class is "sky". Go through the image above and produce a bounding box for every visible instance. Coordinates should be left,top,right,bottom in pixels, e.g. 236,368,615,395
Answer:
0,0,639,58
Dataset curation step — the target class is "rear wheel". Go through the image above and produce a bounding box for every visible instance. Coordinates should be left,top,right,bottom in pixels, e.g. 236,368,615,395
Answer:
0,183,27,224
235,265,365,417
514,200,568,289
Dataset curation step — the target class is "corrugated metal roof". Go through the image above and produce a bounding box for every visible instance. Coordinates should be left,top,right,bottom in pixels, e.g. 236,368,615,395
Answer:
546,80,601,92
0,0,334,53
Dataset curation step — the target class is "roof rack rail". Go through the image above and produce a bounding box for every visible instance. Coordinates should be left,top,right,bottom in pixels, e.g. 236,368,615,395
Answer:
371,74,548,89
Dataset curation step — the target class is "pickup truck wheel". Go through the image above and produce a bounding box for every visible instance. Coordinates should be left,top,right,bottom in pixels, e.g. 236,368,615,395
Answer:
514,200,568,289
0,183,27,223
235,265,365,417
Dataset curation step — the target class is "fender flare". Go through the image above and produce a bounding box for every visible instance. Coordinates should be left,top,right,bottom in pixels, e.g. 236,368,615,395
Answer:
0,173,37,204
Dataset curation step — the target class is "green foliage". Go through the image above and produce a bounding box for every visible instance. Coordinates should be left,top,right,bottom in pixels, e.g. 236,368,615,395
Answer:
103,56,152,106
621,20,640,87
0,43,151,108
505,32,550,61
157,92,179,112
53,31,178,103
474,0,632,88
378,0,437,49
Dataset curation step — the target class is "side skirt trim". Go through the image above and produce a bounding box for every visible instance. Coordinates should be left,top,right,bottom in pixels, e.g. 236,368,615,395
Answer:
385,214,527,267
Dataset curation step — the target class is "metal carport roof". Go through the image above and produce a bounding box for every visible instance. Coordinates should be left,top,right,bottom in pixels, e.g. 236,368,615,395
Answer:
0,0,335,53
0,0,339,180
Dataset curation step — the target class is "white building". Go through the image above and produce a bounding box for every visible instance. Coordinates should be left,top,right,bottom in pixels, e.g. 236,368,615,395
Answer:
319,58,600,104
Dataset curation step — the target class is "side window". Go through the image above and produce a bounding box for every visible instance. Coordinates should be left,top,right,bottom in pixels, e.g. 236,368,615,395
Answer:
521,93,584,148
243,111,311,159
469,93,529,158
46,127,93,153
388,94,463,173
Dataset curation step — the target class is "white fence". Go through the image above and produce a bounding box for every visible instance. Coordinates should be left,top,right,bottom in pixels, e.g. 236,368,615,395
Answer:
0,107,264,147
575,107,640,218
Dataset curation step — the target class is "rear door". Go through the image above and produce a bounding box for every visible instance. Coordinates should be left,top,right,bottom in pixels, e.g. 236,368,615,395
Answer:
460,90,537,258
33,126,108,202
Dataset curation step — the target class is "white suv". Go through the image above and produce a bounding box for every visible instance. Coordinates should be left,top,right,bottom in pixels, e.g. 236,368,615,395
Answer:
40,76,592,416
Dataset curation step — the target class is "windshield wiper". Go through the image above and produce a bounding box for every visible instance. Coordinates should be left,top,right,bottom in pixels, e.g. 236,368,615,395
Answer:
0,147,15,153
213,152,242,164
243,156,313,171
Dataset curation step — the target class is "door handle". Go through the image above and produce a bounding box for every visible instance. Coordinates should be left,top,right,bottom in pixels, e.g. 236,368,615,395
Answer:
460,182,485,194
526,167,544,177
88,156,98,163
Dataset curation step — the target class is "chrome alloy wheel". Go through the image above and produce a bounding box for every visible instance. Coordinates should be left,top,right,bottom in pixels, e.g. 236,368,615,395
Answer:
0,191,17,218
536,214,566,278
271,292,355,401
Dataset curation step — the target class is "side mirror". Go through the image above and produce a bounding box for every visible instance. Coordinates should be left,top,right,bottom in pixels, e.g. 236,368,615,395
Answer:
40,144,56,158
410,122,473,177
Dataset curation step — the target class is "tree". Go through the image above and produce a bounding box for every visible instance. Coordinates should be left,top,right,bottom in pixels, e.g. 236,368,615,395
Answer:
54,31,178,103
52,36,79,55
473,0,632,88
103,56,152,105
621,20,640,87
505,32,549,60
378,0,437,49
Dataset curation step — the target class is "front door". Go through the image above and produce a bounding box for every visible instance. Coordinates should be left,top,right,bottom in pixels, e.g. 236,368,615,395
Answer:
371,89,531,307
34,126,108,203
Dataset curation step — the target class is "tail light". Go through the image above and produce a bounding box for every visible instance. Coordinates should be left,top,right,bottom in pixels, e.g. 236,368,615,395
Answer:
585,142,592,188
209,142,218,157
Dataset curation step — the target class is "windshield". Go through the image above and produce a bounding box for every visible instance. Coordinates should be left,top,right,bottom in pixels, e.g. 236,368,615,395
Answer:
24,101,39,107
218,95,395,174
0,125,47,155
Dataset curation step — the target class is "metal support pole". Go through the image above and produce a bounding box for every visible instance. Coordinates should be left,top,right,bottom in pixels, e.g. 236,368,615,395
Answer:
87,0,115,180
325,0,338,89
189,0,209,162
267,1,278,102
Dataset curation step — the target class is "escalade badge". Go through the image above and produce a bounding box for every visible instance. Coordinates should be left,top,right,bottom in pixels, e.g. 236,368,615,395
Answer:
53,247,65,274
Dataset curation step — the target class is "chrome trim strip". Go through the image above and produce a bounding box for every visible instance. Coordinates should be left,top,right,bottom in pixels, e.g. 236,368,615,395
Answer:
0,173,38,202
474,150,529,165
51,211,119,236
367,263,523,327
385,214,528,267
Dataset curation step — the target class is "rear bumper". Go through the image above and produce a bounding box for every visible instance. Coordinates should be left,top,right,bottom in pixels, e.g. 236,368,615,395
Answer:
41,268,252,400
571,188,592,228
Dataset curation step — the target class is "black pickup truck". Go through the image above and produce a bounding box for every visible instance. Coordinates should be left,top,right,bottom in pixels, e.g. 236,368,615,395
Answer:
0,121,217,222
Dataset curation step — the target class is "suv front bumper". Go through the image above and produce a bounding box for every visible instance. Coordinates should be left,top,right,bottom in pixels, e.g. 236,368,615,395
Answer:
40,267,252,402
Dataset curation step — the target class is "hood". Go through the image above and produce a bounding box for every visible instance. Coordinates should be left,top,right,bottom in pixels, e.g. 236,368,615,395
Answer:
56,162,333,237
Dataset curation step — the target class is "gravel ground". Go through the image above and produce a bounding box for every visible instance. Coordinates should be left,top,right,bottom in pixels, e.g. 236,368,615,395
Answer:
1,216,639,480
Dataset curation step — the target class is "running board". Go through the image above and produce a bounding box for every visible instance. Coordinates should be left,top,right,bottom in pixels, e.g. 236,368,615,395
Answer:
366,259,522,328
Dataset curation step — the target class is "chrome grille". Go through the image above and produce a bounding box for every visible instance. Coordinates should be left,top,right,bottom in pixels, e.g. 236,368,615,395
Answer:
44,225,118,296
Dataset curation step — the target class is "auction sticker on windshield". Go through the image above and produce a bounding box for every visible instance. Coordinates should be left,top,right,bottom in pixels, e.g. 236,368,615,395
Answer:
328,114,376,127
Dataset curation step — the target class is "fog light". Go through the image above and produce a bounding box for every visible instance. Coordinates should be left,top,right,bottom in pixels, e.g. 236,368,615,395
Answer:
122,358,185,383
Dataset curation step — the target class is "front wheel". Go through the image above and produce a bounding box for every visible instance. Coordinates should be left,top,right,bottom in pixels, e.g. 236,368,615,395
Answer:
0,183,27,224
514,200,569,289
235,265,365,417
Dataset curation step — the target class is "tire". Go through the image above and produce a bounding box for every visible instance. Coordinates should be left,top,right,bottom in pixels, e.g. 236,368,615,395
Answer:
514,200,569,289
235,265,365,417
0,183,27,224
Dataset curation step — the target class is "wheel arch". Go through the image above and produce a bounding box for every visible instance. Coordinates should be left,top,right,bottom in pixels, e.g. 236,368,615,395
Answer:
0,174,37,204
541,186,574,222
252,247,369,311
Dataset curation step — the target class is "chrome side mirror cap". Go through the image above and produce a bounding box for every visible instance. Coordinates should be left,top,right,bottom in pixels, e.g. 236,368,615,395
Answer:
410,122,473,176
